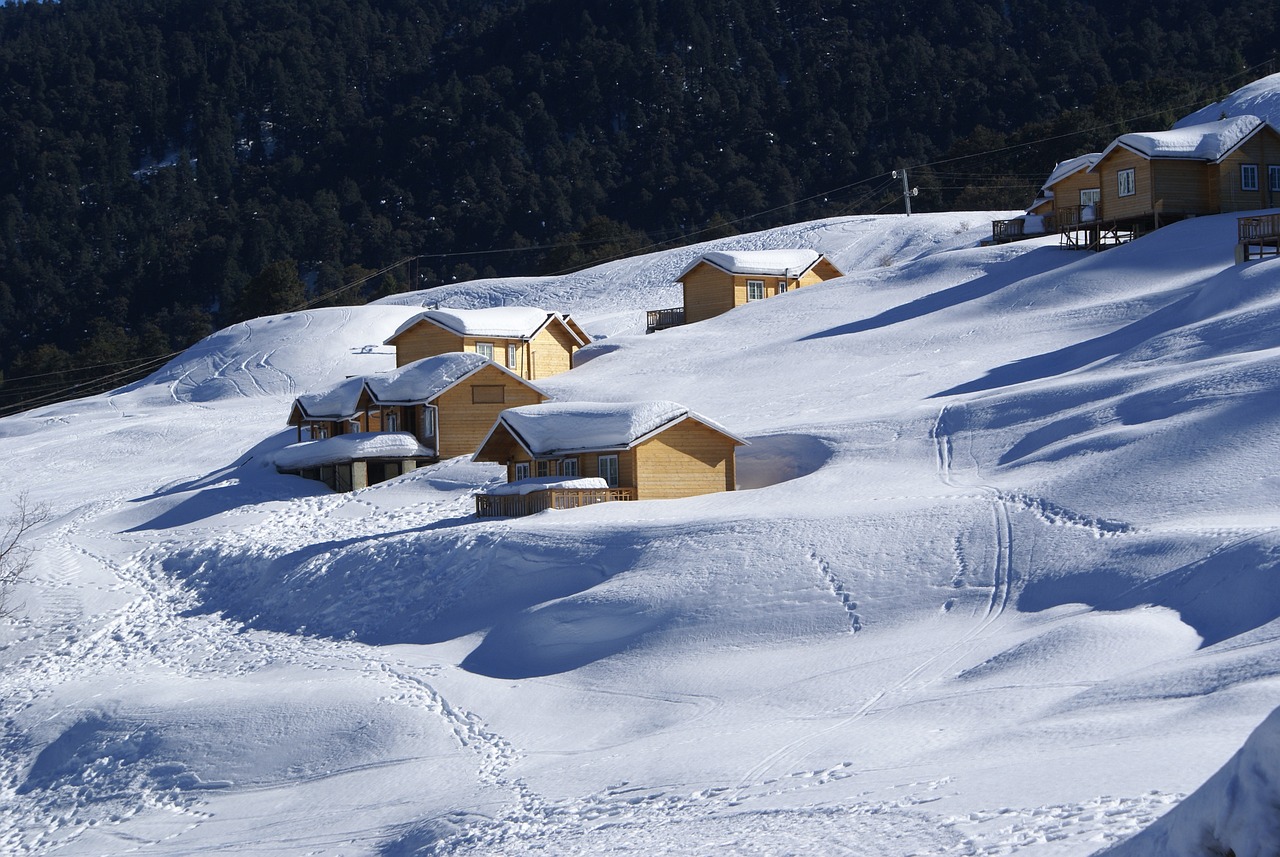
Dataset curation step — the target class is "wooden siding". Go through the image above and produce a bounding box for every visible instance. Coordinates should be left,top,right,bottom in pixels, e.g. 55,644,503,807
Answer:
1097,148,1153,222
1217,127,1280,212
392,323,464,367
1151,160,1212,216
1050,169,1101,215
528,321,579,379
632,419,736,500
432,364,545,457
682,262,738,324
808,257,844,283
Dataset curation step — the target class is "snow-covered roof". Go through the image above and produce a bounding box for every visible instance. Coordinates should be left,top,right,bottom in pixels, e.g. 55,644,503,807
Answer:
363,352,494,405
483,476,610,496
1175,72,1280,129
480,400,745,458
386,306,584,344
1041,153,1101,190
273,432,433,469
291,376,366,421
1097,116,1266,164
684,249,824,279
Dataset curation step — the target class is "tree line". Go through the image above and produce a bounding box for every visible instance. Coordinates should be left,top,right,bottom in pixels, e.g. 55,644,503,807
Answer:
0,0,1275,412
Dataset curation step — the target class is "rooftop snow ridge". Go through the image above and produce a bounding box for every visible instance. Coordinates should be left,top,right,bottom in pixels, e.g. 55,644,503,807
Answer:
697,249,821,276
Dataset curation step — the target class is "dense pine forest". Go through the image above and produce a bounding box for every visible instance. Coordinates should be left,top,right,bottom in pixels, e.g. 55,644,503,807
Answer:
0,0,1276,412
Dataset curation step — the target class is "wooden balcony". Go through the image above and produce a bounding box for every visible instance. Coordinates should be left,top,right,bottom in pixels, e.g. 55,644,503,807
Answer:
475,487,636,517
1237,213,1280,262
646,307,685,333
990,214,1055,244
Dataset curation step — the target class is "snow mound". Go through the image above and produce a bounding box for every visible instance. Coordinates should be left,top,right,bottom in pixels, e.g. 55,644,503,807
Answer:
1101,705,1280,857
496,400,693,454
364,352,492,403
1175,72,1280,129
272,432,431,468
1108,116,1263,161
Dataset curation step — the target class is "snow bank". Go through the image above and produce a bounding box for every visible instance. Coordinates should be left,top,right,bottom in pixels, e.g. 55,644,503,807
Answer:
1175,72,1280,129
272,432,431,468
483,476,610,496
1101,705,1280,857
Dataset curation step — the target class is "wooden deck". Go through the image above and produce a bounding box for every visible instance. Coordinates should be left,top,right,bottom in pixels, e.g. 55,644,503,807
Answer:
990,214,1055,244
1237,213,1280,262
475,487,636,517
646,307,685,333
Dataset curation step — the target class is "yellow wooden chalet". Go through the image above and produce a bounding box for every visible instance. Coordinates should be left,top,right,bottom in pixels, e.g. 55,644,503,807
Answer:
384,307,590,380
1078,115,1280,248
993,153,1101,243
648,249,843,331
280,352,546,490
472,400,747,516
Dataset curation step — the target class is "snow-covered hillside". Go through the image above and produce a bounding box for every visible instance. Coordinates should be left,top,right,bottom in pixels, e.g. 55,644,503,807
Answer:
2,210,1279,856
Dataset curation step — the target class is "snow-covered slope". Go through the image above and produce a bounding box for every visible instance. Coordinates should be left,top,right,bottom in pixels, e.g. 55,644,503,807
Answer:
2,211,1279,856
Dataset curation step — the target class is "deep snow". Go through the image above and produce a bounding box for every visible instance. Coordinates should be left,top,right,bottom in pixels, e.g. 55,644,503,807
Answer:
2,209,1279,856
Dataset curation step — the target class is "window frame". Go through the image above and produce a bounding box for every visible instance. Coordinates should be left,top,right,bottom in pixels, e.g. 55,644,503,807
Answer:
514,462,531,481
560,457,578,477
597,454,620,488
1117,168,1136,198
1241,163,1259,192
507,343,519,369
475,342,495,360
385,410,398,432
1268,164,1280,193
1080,188,1100,207
536,460,550,478
746,280,766,301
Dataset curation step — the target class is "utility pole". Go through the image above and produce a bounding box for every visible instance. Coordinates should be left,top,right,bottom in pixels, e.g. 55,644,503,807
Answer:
893,167,919,216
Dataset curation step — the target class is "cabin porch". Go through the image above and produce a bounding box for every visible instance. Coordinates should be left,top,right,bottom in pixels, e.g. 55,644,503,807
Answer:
1237,213,1280,262
475,486,635,517
646,307,685,333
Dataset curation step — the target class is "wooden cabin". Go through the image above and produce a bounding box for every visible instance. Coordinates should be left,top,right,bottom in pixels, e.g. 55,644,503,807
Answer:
472,401,747,515
384,307,590,380
994,153,1102,243
667,250,843,328
1090,115,1280,232
281,352,547,490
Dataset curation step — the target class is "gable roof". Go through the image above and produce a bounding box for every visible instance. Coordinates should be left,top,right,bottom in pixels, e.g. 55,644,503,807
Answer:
289,353,545,424
1041,153,1101,191
290,376,367,422
362,351,541,405
474,400,746,460
384,307,588,346
679,249,828,280
1094,116,1269,166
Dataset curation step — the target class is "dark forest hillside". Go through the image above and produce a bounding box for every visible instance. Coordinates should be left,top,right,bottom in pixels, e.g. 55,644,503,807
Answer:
0,0,1276,412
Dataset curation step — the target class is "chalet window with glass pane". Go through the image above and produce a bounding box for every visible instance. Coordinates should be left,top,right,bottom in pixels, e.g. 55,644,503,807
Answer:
1270,165,1280,192
746,280,765,300
598,454,620,487
1117,168,1135,197
561,457,578,477
514,462,530,480
475,342,494,360
507,343,518,369
1242,164,1259,192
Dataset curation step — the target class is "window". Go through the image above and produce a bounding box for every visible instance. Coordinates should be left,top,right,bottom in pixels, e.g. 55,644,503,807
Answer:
514,462,530,481
536,460,550,477
746,280,765,301
475,342,494,360
471,385,505,404
386,411,398,432
507,343,519,369
1080,188,1100,207
1270,165,1280,193
1242,164,1259,192
776,280,788,294
597,454,620,488
560,457,578,477
422,406,436,437
1117,168,1135,197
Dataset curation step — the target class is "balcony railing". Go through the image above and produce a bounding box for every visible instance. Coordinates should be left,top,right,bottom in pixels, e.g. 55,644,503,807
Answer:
646,307,685,333
1238,214,1280,262
475,487,636,517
